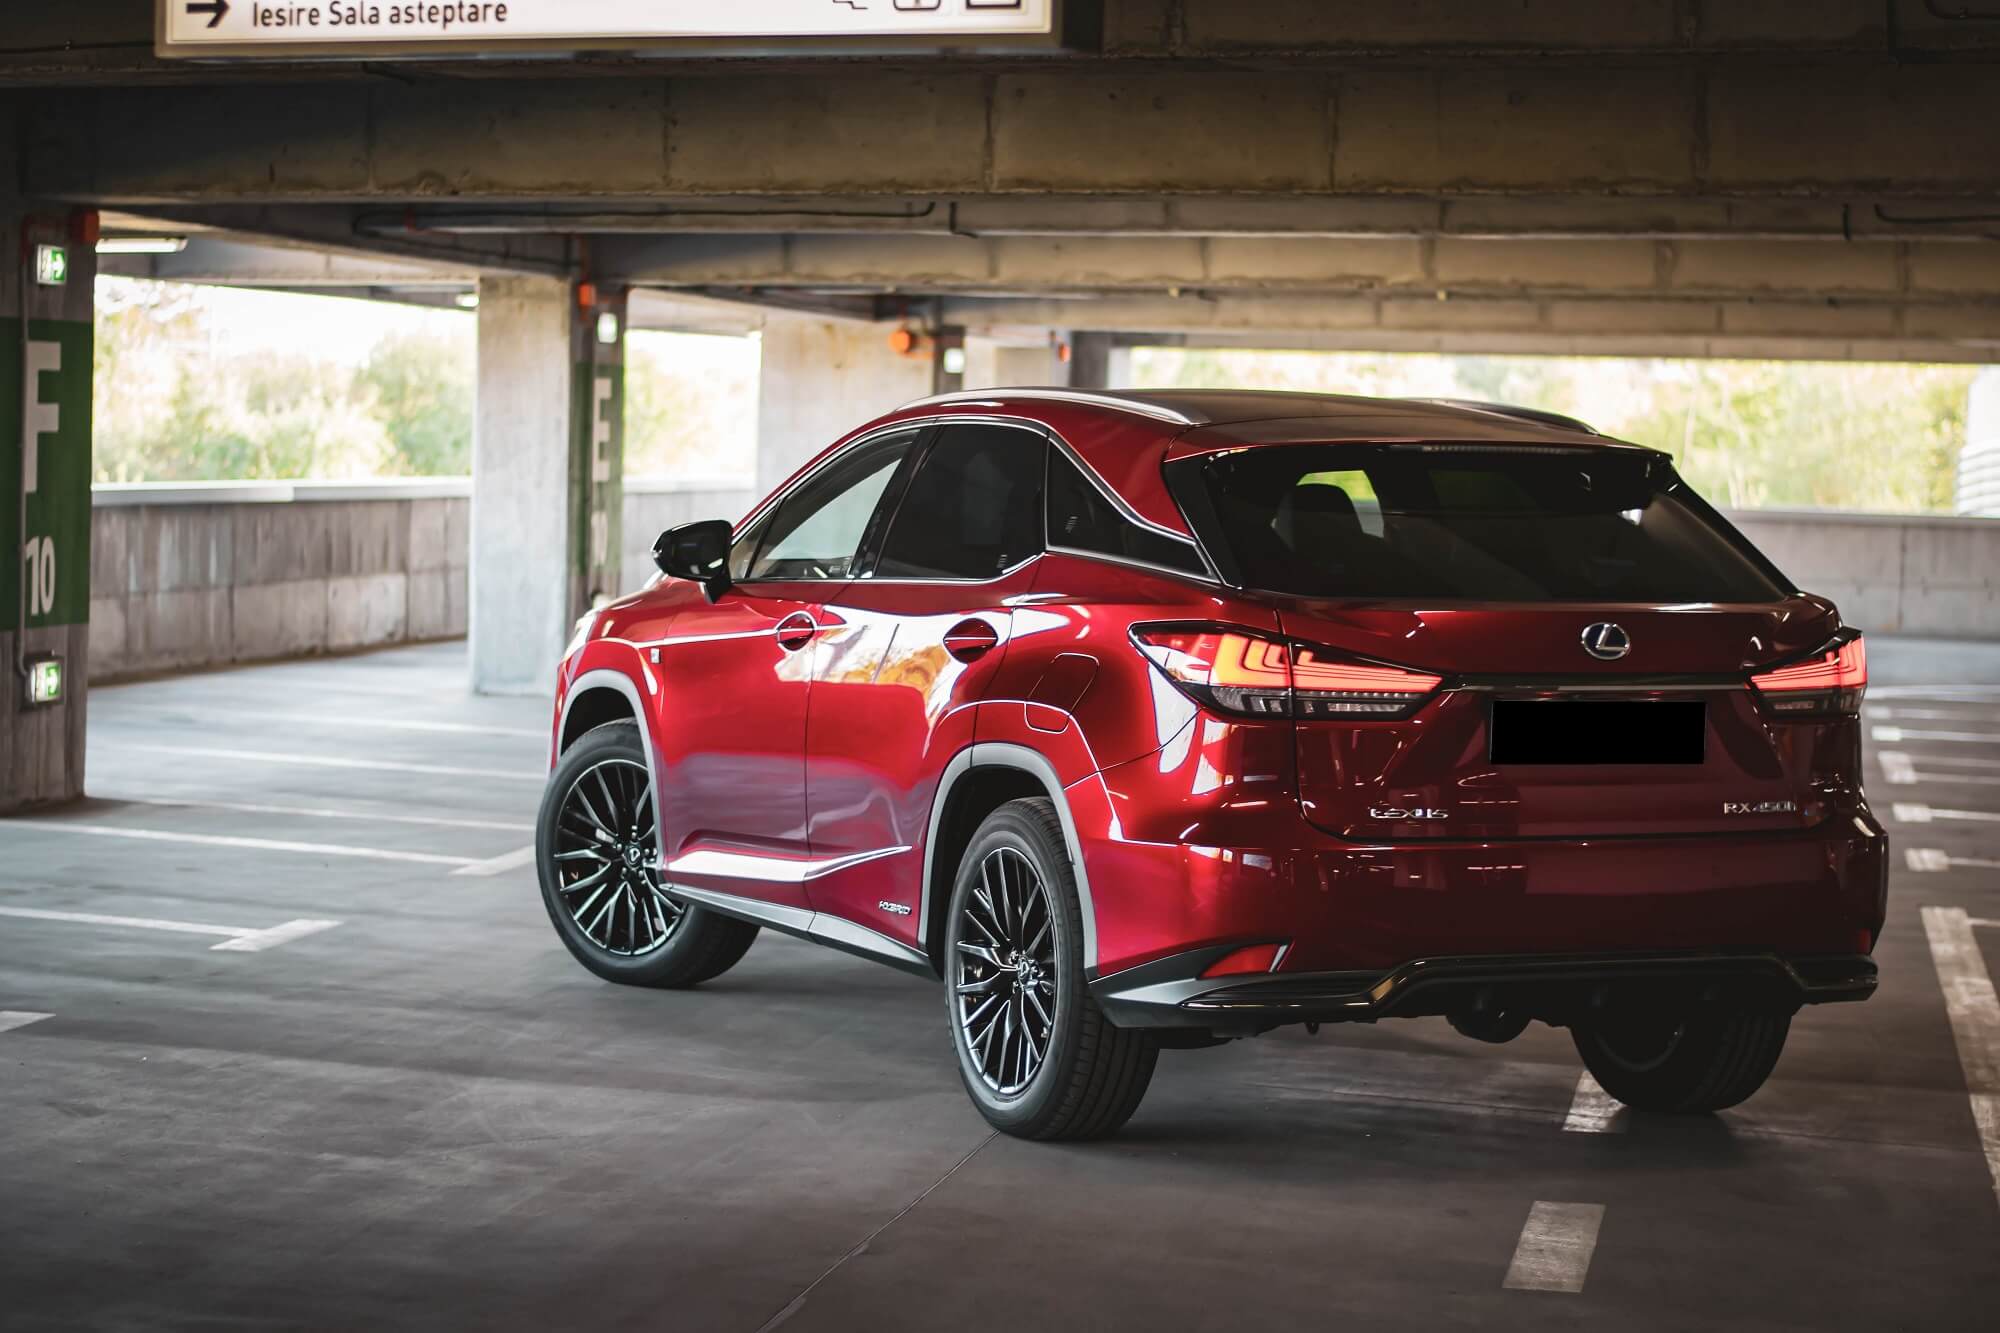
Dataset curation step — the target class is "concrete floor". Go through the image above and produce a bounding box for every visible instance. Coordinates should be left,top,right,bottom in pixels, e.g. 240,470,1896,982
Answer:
2,638,1997,1331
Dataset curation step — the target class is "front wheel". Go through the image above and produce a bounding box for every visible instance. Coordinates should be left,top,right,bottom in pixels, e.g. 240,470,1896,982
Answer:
537,721,758,988
1573,1010,1790,1113
945,798,1158,1141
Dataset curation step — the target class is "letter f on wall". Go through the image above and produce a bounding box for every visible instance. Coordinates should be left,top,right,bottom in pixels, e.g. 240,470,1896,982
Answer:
21,340,61,495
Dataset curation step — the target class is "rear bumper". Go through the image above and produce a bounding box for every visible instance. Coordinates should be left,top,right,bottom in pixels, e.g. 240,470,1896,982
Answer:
1091,946,1878,1034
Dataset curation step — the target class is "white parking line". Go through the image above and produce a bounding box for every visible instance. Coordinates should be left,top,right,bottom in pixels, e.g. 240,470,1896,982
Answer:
1880,752,1919,785
1874,726,2000,745
1919,907,2000,1217
122,707,545,739
0,906,342,952
1871,685,2000,700
1892,754,2000,771
451,845,537,878
99,795,532,835
1907,848,2000,873
2,821,478,868
0,1011,54,1035
1879,752,2000,788
1876,706,2000,722
103,744,543,783
1562,1072,1626,1134
1503,1202,1605,1293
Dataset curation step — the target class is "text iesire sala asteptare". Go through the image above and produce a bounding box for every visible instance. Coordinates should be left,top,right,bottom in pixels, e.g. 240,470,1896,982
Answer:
252,3,511,31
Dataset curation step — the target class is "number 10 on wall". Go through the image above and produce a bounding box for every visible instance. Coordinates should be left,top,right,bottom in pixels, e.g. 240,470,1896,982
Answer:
21,536,56,618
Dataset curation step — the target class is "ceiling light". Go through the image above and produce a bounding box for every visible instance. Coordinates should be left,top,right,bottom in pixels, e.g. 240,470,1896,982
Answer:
96,237,189,256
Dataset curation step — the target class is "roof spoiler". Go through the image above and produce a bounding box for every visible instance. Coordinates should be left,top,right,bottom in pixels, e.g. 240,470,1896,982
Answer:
1403,398,1601,436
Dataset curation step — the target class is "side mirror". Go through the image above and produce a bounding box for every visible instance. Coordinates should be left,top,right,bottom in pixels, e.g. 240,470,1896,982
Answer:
654,519,735,602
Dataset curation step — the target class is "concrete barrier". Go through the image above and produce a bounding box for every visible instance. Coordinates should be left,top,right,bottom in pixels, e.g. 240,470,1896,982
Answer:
89,477,759,683
85,486,1994,683
619,478,758,595
1727,509,2000,640
89,480,473,683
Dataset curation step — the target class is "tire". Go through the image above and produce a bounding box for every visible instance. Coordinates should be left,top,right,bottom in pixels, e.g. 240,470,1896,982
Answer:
537,721,758,988
1572,1010,1791,1114
944,798,1158,1141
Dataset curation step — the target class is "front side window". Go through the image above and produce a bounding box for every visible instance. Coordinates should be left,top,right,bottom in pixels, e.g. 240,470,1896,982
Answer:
874,424,1047,580
1174,444,1787,603
736,433,916,581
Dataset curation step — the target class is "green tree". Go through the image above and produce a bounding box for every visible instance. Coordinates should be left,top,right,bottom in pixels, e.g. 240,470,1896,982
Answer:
357,331,474,476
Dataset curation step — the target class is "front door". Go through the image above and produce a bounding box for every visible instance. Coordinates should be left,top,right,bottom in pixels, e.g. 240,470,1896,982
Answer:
655,428,924,911
806,422,1050,947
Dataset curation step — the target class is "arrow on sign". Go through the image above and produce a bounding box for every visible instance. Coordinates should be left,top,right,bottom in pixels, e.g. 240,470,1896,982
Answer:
186,0,230,28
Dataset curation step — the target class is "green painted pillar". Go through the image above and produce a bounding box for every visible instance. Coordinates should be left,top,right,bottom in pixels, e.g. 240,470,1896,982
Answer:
0,204,97,810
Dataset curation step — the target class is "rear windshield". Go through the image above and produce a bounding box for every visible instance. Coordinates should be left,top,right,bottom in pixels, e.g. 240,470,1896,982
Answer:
1170,445,1788,603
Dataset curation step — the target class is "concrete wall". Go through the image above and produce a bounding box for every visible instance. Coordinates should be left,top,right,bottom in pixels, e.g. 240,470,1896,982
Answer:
83,487,1999,684
89,481,471,682
620,479,759,596
1730,510,2000,640
756,314,936,493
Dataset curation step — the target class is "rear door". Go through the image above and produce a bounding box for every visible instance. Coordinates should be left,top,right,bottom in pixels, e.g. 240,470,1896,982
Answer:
1173,442,1845,842
804,421,1049,943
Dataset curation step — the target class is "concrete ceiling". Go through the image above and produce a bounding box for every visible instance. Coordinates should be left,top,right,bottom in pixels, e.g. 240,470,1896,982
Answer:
27,0,2000,361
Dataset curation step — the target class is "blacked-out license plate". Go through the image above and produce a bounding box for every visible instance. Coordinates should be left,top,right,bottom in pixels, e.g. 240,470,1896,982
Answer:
1489,700,1707,765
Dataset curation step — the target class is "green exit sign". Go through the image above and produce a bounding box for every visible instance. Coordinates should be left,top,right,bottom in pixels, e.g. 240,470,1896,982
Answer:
24,655,64,708
34,244,69,286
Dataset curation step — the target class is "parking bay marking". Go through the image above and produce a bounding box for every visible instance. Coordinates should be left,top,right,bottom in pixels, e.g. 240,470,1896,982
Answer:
1562,1072,1626,1134
1874,726,2000,745
2,820,480,868
452,845,537,877
0,1011,54,1035
99,794,532,835
102,743,543,784
0,906,341,953
1879,752,2000,788
1906,848,2000,873
119,706,544,739
1503,1202,1606,1293
1919,907,2000,1217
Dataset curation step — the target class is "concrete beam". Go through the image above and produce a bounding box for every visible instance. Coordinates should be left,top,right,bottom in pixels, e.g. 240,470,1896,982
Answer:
605,234,2000,306
377,195,2000,243
939,293,2000,364
97,234,474,287
26,62,2000,203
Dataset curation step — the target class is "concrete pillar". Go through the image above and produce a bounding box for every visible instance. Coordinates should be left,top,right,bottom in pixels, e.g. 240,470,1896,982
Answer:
964,339,1067,391
469,276,625,696
1068,332,1131,390
754,313,933,494
0,201,96,811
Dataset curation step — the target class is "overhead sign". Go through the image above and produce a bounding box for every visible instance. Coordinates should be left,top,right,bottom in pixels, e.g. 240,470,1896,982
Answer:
158,0,1068,58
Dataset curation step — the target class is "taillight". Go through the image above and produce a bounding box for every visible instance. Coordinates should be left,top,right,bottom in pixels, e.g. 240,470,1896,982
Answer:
1131,625,1442,720
1750,634,1866,717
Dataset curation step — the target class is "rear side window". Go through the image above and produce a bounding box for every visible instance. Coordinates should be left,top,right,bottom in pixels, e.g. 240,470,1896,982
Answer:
1048,451,1208,578
874,424,1046,579
1174,445,1786,603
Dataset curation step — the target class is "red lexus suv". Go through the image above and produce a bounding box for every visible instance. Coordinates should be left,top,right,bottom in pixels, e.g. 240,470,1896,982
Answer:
538,390,1885,1140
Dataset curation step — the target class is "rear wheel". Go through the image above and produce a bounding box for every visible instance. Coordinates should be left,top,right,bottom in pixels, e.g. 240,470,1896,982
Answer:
945,798,1158,1140
537,722,758,988
1572,1010,1790,1113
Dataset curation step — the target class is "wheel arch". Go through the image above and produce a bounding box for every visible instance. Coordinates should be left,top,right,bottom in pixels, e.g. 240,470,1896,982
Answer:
556,668,668,863
921,743,1100,977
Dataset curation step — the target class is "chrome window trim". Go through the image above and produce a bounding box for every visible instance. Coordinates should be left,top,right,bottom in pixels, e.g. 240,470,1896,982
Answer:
900,388,1200,427
731,410,1219,588
729,423,934,586
1044,542,1220,588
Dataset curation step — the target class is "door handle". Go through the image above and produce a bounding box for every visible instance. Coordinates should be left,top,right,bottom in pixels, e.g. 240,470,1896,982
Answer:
775,613,818,652
944,619,1001,664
